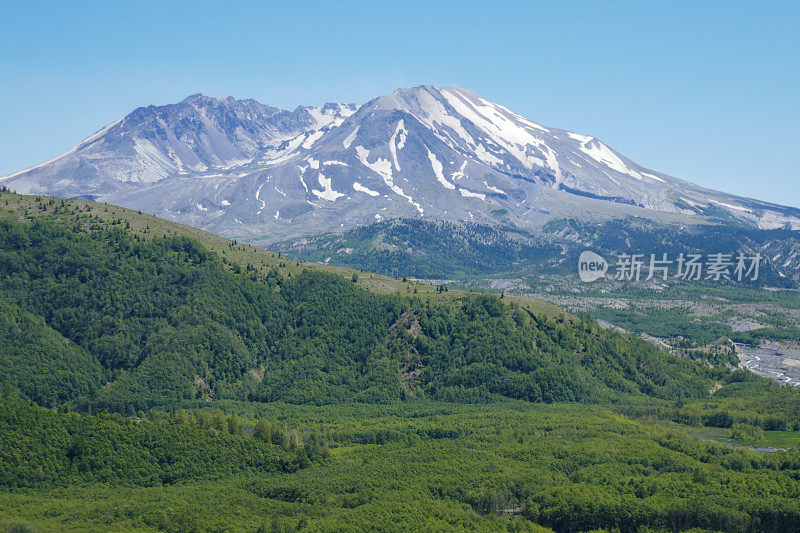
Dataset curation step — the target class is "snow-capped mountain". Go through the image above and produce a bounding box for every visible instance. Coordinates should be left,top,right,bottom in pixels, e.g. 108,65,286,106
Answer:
3,86,799,244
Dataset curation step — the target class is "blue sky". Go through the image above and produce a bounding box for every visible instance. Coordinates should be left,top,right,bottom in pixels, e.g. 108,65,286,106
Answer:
1,1,798,206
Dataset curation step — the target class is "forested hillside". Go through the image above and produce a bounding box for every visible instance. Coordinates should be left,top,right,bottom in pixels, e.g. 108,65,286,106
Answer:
0,194,712,411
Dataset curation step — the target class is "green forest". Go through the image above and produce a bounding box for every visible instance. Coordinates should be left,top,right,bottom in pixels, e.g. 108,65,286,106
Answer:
0,204,715,411
2,191,800,532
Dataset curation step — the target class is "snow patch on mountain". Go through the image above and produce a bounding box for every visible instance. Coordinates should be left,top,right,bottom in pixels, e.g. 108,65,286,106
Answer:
710,199,751,213
312,172,344,202
567,132,642,180
475,144,503,166
459,188,486,200
256,182,267,213
427,148,455,190
641,171,666,183
343,126,359,149
484,181,506,195
353,182,380,197
302,129,325,149
452,161,467,181
389,119,407,171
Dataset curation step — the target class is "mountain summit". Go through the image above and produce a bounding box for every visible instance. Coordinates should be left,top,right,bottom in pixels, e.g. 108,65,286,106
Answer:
3,86,799,243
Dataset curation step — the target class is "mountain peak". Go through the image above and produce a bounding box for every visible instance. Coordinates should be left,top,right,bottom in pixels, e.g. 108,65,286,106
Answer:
181,92,217,104
368,86,491,119
180,93,268,109
391,84,469,93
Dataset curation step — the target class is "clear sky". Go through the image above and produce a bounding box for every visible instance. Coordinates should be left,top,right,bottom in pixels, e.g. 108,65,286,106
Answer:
1,1,798,206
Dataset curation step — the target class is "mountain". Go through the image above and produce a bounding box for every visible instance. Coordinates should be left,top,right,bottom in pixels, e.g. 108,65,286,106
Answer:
4,86,799,247
2,93,356,201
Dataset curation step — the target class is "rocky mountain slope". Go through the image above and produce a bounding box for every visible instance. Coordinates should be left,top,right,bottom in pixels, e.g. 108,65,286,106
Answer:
4,86,799,246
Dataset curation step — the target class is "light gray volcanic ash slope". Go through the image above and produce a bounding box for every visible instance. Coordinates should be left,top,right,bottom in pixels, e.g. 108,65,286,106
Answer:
3,86,799,244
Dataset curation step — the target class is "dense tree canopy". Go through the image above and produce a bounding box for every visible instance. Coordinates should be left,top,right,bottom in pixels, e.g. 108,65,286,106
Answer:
0,216,714,412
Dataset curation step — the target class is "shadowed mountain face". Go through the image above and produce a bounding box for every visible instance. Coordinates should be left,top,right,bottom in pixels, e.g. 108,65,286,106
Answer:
3,86,800,245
